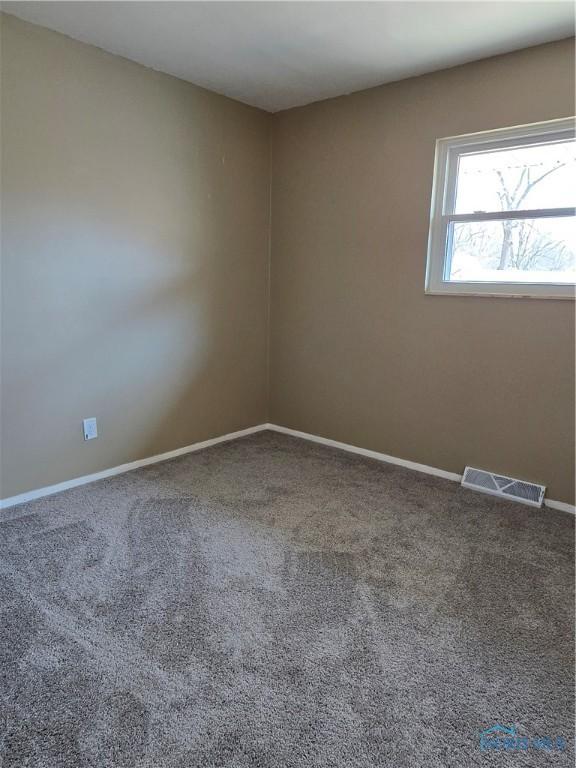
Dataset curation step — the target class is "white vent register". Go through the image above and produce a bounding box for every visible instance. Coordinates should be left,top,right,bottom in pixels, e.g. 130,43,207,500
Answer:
461,467,545,508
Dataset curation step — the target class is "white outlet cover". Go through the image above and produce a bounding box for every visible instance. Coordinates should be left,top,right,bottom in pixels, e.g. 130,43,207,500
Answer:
83,418,98,441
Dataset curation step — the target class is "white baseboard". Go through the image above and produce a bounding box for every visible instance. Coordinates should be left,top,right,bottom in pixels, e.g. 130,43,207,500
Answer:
266,423,576,515
0,424,268,510
2,422,574,516
543,498,576,515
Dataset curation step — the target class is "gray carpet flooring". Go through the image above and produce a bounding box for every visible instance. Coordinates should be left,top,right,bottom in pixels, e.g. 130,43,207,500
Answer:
0,431,573,767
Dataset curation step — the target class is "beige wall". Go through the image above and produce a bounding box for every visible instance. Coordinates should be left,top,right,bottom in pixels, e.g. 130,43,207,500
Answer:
1,14,270,498
2,15,574,506
270,39,576,504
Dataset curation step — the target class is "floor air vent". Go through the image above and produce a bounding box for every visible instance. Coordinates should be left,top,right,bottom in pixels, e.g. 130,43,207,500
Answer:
461,467,545,508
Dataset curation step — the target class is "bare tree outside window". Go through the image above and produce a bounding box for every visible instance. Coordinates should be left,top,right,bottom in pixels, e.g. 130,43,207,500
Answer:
449,140,576,283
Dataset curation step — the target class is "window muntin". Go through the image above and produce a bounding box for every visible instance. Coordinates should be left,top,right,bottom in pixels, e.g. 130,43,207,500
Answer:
426,119,576,298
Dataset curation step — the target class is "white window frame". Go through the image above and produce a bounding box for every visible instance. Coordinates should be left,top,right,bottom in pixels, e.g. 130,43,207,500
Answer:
425,117,576,299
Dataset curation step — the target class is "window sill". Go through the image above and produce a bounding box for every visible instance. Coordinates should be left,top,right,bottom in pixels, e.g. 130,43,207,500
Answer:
425,286,576,300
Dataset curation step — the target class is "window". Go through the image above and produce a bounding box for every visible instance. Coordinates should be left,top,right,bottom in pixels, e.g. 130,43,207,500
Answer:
426,118,576,298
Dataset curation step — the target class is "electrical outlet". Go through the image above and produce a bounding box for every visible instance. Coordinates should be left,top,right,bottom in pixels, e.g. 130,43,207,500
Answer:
83,417,98,441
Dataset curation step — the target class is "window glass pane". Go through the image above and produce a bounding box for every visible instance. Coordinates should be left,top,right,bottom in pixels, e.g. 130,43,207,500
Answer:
454,139,576,214
448,216,576,284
